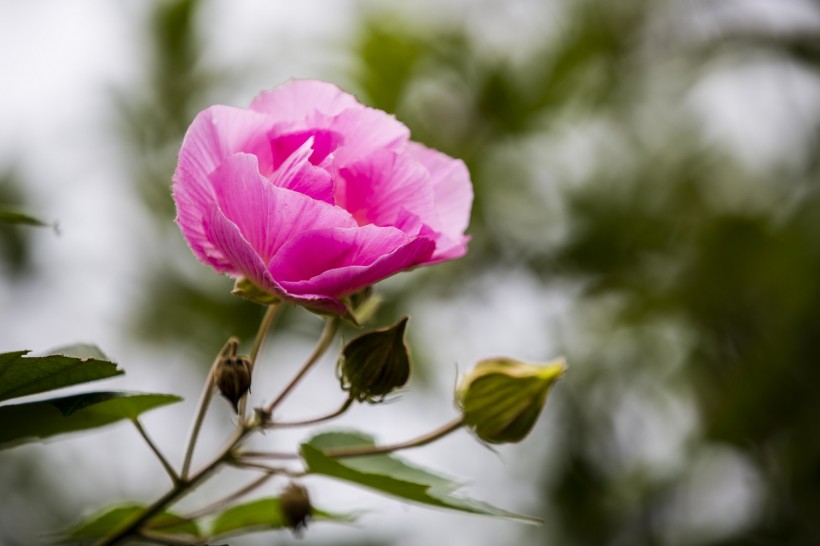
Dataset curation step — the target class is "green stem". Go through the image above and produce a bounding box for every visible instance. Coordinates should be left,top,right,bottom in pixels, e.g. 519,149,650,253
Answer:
180,338,238,480
132,419,180,485
263,318,340,415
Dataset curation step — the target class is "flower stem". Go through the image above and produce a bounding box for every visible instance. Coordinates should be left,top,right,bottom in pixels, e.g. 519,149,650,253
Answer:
238,302,283,420
249,302,283,368
132,418,180,485
325,417,466,458
181,471,277,520
263,317,340,415
95,426,249,546
266,396,354,428
180,338,238,480
240,417,466,461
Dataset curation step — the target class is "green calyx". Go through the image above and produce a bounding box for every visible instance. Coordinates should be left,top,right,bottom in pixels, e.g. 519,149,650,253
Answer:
337,316,411,403
457,357,567,444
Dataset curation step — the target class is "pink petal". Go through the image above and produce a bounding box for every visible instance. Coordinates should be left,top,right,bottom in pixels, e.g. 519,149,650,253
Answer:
210,153,356,264
249,79,361,120
337,149,436,233
269,225,435,296
268,138,335,203
173,105,275,266
404,142,473,259
206,205,280,294
252,79,410,173
330,107,410,167
206,206,344,313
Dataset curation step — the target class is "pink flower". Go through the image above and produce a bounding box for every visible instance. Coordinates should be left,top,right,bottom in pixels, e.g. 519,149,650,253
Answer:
172,79,473,314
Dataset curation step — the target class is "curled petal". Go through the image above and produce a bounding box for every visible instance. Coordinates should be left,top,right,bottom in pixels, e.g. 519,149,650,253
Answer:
270,225,435,298
404,142,473,259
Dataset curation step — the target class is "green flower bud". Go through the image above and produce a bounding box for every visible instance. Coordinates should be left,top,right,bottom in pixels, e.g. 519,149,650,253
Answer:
280,481,313,535
338,316,411,403
214,353,252,413
457,357,567,444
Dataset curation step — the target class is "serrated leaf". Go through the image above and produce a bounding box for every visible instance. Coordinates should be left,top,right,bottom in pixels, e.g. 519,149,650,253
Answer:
209,497,355,537
300,431,540,523
0,208,47,227
0,391,182,449
0,346,122,403
58,503,199,541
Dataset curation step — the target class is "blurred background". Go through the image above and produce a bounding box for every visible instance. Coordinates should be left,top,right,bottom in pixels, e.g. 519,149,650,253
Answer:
2,0,820,544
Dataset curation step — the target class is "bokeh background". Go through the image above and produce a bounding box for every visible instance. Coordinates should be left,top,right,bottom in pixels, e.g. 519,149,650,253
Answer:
2,0,820,545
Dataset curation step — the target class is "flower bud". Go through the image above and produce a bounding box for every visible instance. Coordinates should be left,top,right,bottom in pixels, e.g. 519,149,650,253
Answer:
214,353,252,413
280,481,313,535
457,357,566,444
338,316,411,403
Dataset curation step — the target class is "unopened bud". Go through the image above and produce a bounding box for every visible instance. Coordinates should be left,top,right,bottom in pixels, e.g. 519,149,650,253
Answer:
457,357,566,444
338,316,411,403
215,354,252,413
280,481,313,535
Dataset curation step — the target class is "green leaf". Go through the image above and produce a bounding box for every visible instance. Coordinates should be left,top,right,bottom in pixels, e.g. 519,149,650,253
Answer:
0,391,182,450
210,497,355,537
300,431,540,523
0,208,48,227
58,503,199,541
0,346,122,403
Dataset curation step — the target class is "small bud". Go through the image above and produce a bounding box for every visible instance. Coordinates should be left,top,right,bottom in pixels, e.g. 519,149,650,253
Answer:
457,357,567,444
338,316,411,403
215,353,252,413
280,481,313,535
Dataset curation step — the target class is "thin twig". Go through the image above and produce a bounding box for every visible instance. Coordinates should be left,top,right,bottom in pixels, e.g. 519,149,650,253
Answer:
181,471,277,520
230,459,291,473
180,338,237,480
236,450,299,460
132,419,180,485
325,417,466,458
95,426,249,546
263,317,340,414
243,418,466,462
238,302,284,420
266,396,354,428
249,302,282,368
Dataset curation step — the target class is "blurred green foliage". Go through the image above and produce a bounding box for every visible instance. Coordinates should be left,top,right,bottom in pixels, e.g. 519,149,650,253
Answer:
348,2,820,545
3,0,815,544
